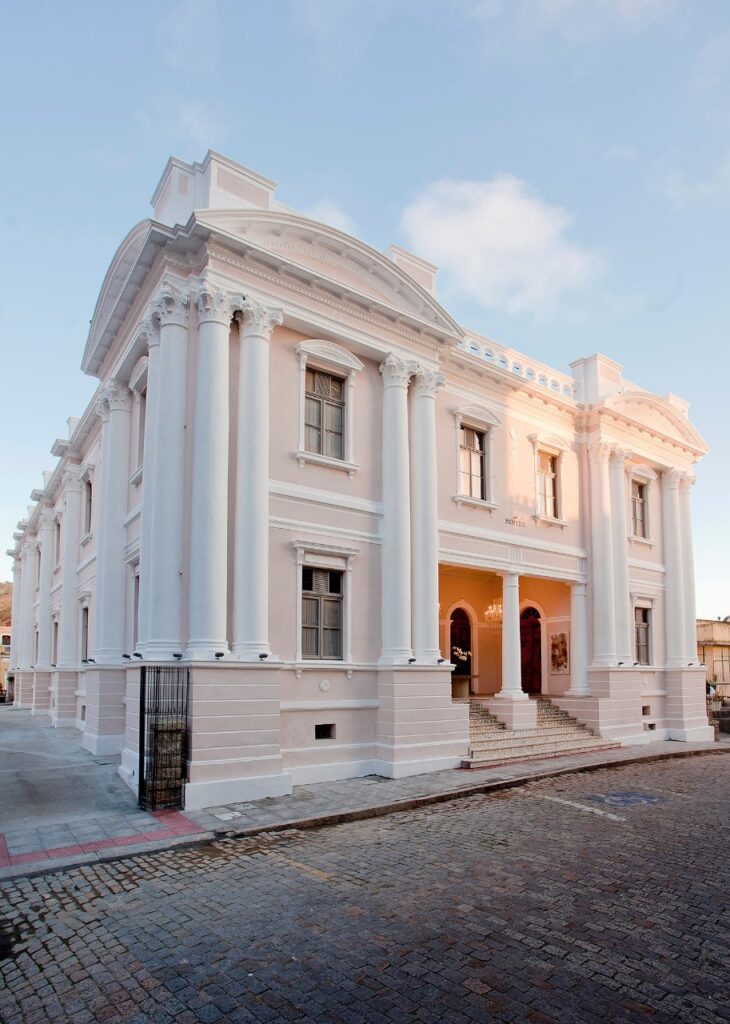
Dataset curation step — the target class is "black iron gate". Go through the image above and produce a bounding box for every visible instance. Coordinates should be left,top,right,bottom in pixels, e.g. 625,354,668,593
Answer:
138,664,191,810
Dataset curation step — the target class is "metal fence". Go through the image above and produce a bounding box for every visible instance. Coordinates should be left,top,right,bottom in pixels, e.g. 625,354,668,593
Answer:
138,664,191,811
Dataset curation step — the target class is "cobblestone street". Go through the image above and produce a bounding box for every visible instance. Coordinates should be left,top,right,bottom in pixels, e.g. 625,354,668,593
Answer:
1,757,728,1024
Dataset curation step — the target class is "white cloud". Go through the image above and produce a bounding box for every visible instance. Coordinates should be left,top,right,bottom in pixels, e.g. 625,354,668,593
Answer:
136,98,224,155
303,200,356,235
654,149,730,208
400,176,600,317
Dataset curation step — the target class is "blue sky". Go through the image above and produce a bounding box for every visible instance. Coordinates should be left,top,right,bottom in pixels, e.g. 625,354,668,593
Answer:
1,0,728,615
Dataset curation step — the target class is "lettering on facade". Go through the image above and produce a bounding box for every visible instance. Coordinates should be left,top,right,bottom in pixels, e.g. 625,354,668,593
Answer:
505,516,525,528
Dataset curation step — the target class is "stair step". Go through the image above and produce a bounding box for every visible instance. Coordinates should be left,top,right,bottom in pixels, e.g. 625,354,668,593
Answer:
469,735,609,756
462,743,620,769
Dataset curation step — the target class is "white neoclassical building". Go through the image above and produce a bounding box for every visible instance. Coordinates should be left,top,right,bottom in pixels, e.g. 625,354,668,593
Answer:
6,150,712,810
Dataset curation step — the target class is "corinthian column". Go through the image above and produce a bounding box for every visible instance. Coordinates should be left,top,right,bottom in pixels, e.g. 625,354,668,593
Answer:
662,469,686,666
19,541,36,669
588,441,616,666
679,473,698,664
35,511,54,673
94,381,132,663
379,354,416,664
136,318,160,655
57,471,82,668
146,285,189,659
232,298,283,659
185,282,232,660
410,366,444,662
609,447,632,664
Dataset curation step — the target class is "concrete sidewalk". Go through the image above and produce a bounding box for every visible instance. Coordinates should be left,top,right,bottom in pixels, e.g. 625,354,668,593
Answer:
1,705,727,882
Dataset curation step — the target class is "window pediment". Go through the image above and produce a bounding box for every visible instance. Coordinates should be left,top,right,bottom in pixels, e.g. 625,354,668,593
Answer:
454,403,501,429
297,340,364,375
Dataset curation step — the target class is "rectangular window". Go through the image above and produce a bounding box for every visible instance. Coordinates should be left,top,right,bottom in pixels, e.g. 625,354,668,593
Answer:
631,480,647,538
81,607,89,662
54,520,62,566
302,567,343,660
84,480,93,535
52,620,59,664
459,426,486,500
304,369,345,460
635,606,650,666
537,451,558,518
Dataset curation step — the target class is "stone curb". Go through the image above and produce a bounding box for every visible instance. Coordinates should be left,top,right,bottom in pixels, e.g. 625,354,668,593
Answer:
3,745,727,884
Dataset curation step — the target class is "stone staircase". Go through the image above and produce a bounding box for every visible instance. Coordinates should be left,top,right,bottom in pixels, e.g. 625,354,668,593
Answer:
460,696,620,769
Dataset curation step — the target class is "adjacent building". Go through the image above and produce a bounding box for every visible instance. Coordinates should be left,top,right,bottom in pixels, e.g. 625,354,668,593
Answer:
6,150,712,810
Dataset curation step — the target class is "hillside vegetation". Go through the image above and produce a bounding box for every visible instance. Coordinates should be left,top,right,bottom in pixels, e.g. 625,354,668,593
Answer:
0,582,12,627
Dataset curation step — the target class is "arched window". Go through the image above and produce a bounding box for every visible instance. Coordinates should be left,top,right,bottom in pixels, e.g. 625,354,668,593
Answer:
450,608,472,678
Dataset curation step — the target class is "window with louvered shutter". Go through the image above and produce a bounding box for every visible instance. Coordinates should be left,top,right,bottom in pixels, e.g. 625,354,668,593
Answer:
631,480,646,537
305,369,345,460
635,606,650,665
459,426,486,500
302,567,344,659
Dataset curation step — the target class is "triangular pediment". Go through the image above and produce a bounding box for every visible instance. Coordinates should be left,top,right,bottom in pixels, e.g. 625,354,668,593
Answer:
195,208,463,338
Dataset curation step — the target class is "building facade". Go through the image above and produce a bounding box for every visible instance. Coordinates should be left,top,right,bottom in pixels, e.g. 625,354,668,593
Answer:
6,151,712,810
697,618,730,696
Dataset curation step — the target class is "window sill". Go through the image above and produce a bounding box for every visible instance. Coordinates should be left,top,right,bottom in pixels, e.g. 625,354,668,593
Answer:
80,532,93,548
295,450,359,478
629,535,655,548
453,495,498,514
129,465,143,487
532,513,569,532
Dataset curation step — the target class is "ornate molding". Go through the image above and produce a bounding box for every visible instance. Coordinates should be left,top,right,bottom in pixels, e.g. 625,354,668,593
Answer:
379,353,417,389
238,297,284,337
412,366,445,398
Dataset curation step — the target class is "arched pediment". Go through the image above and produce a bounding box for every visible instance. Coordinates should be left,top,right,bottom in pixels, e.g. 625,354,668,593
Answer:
454,403,502,428
297,340,364,374
196,208,464,339
82,220,152,375
604,391,706,453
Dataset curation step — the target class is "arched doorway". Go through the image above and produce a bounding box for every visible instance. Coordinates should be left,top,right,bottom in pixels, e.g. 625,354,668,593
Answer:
450,608,472,699
520,607,542,694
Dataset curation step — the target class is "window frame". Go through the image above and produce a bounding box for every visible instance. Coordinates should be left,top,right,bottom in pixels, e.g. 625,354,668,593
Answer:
304,367,346,462
296,341,364,477
631,595,656,666
301,566,345,661
293,540,358,665
627,464,657,546
79,464,95,544
528,433,570,530
453,405,500,512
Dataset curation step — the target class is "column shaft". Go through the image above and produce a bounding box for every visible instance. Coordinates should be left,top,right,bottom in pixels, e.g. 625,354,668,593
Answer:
9,558,21,671
147,292,189,658
379,355,414,663
232,300,282,659
58,474,81,667
186,285,231,659
94,383,132,662
500,572,524,698
136,321,160,655
36,515,54,669
19,543,36,668
662,470,686,666
567,582,590,695
679,475,698,664
410,368,443,662
609,450,632,663
589,442,616,666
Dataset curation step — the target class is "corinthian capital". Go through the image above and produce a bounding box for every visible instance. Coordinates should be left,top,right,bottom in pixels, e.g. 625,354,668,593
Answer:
152,281,189,328
379,353,417,389
679,471,696,491
137,316,160,351
193,281,234,325
238,298,284,337
95,380,132,418
412,366,446,398
588,440,614,465
662,468,682,490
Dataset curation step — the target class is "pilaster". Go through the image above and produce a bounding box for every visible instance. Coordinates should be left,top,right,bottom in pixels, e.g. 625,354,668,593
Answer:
661,468,686,667
588,440,616,666
609,447,632,664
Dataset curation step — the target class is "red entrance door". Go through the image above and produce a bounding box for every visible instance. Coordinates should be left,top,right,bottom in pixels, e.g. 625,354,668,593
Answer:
520,607,542,694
